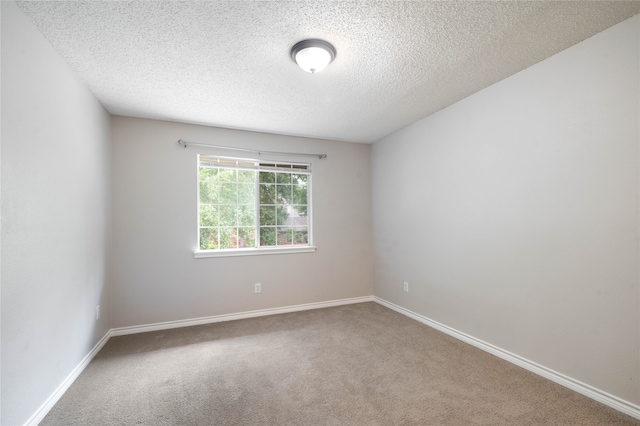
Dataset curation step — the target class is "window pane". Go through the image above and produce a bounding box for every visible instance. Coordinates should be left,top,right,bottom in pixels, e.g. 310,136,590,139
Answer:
219,183,237,204
238,183,254,205
199,205,218,227
219,168,236,182
199,182,216,204
277,184,292,205
292,173,307,185
211,183,220,204
219,205,237,226
260,206,276,226
276,205,289,226
260,184,276,204
199,167,218,181
238,205,255,227
276,172,291,184
259,171,275,183
238,170,255,183
277,227,293,245
220,227,236,249
288,212,307,227
260,227,276,246
200,228,219,250
238,227,255,248
293,227,308,245
293,184,307,205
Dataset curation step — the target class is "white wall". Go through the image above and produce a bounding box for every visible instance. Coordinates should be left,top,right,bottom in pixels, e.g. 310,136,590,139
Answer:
111,117,372,328
1,2,112,425
372,15,640,405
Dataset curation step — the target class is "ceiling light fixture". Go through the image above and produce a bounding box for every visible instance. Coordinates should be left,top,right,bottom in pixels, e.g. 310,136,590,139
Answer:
290,39,336,74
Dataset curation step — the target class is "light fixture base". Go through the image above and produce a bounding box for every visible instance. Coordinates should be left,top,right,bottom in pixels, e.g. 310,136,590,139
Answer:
290,39,336,73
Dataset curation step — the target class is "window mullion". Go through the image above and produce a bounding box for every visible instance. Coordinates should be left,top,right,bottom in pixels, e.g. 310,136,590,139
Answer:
217,173,221,249
255,171,260,249
235,170,239,249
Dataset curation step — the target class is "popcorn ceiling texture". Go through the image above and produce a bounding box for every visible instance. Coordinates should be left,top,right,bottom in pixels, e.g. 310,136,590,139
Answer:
16,1,640,143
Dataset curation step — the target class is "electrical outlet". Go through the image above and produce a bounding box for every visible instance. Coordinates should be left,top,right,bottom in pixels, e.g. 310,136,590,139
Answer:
96,305,100,320
254,283,262,293
403,282,409,292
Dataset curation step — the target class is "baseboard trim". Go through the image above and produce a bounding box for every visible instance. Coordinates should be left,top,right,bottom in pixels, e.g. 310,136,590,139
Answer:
24,331,111,426
111,295,374,336
33,296,636,424
374,296,640,421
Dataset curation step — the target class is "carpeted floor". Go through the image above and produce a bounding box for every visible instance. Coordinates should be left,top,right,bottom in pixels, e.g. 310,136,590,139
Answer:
42,302,639,425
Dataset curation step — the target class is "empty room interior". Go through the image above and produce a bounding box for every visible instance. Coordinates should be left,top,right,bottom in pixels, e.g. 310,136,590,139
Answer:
2,1,640,425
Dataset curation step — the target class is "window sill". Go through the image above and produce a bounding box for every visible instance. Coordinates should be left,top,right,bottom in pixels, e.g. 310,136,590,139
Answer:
194,246,317,258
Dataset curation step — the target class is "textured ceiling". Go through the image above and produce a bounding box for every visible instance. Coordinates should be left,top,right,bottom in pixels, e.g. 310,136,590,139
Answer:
16,1,640,143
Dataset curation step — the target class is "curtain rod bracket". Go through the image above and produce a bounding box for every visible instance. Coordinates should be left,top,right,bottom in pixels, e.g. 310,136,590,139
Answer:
176,139,327,160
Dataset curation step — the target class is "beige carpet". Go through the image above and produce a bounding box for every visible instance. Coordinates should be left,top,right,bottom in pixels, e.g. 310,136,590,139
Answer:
42,302,638,425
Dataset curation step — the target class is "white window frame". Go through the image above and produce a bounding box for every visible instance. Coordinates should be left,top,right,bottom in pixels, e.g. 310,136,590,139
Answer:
194,155,316,258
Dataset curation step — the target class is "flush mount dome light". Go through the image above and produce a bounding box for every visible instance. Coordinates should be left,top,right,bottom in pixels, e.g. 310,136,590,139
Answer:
291,39,336,73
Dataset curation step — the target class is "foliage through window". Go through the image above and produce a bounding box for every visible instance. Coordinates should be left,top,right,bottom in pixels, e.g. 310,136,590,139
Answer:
198,155,311,251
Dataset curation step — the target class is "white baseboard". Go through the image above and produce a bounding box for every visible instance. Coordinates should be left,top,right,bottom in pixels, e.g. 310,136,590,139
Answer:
31,296,636,424
374,296,640,421
111,295,374,336
24,331,111,426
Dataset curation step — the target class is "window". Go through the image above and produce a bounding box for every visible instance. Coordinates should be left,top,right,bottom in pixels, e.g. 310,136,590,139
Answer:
197,155,313,256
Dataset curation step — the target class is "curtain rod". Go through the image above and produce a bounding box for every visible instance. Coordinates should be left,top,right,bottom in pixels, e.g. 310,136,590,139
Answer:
177,139,327,160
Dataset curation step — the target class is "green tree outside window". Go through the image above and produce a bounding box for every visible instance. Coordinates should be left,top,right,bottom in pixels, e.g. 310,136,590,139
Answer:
198,157,310,250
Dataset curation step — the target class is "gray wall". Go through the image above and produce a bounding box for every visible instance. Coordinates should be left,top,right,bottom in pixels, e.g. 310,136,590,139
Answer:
1,2,112,425
110,117,372,328
372,15,640,404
